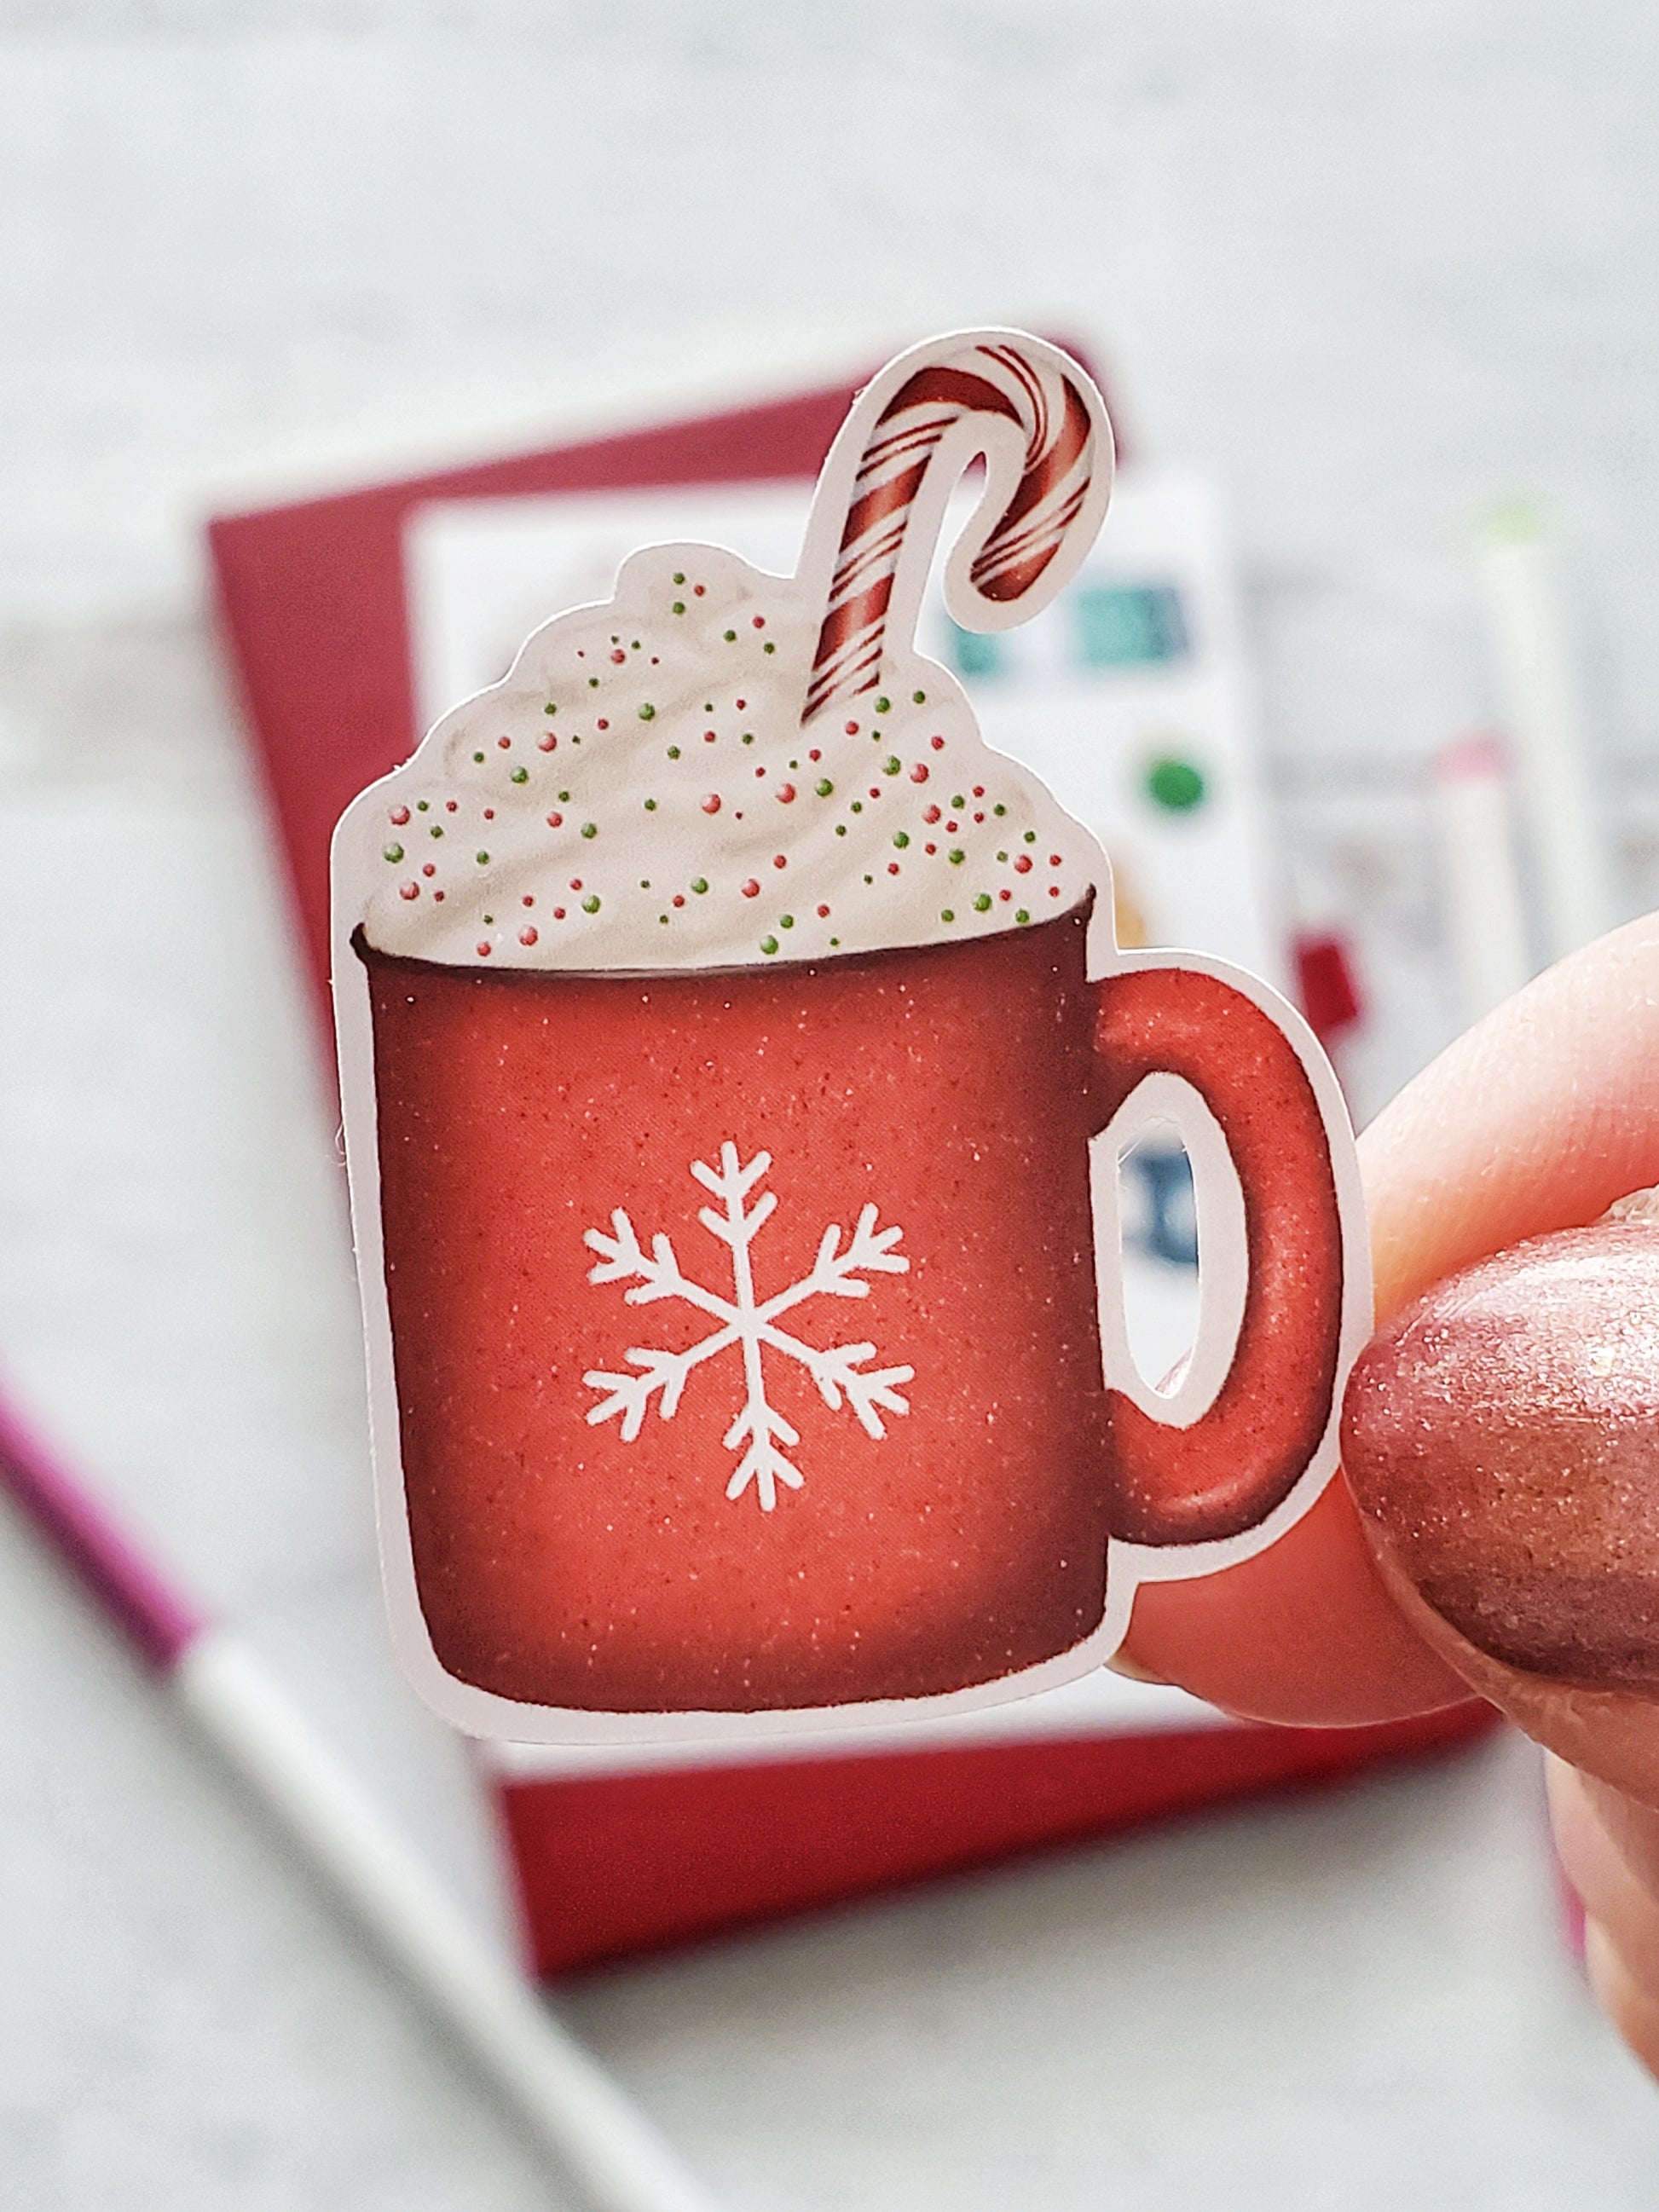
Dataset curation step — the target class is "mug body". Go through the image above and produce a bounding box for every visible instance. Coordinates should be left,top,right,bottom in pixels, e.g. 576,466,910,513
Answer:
358,906,1114,1715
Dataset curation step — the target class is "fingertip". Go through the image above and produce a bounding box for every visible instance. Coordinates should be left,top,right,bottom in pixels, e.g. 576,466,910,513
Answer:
1120,1474,1472,1727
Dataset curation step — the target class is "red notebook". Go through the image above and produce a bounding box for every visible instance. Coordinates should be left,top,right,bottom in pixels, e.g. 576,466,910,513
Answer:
207,367,1490,1977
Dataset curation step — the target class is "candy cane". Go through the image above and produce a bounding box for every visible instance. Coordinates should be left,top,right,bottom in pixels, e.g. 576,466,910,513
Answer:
803,333,1112,724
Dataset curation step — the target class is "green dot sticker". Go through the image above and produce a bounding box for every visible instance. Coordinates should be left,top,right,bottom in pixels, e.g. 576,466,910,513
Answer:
1145,754,1207,812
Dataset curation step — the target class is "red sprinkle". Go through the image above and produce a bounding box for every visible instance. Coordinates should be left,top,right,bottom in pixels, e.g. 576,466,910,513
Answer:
771,852,786,870
846,722,859,736
736,698,748,709
477,939,493,956
923,805,941,824
445,800,458,812
546,811,563,828
777,783,796,803
887,862,900,875
522,894,535,907
702,794,721,814
693,583,705,596
1049,885,1061,898
610,649,626,664
421,863,436,878
930,735,945,750
673,894,685,908
569,879,583,891
807,748,821,762
399,882,419,901
869,787,881,799
538,733,557,751
974,811,985,823
390,805,410,825
973,787,985,799
497,736,511,749
741,879,760,898
596,718,609,731
1049,855,1062,868
946,821,959,834
817,904,830,917
752,616,766,629
754,765,766,777
483,808,494,820
553,906,567,919
519,926,538,946
924,843,937,855
704,730,717,742
910,764,929,783
432,890,445,902
998,889,1012,902
1014,854,1032,874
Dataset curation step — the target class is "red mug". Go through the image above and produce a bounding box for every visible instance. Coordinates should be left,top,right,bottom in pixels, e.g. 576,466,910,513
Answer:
353,894,1350,1727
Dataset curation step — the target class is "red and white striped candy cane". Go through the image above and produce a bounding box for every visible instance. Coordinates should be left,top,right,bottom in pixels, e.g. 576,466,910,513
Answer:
803,332,1112,724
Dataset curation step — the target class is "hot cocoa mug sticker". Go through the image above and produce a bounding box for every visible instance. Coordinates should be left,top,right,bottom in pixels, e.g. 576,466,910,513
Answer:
332,331,1370,1742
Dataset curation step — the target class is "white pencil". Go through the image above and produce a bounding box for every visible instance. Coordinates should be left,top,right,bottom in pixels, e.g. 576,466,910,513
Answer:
1431,733,1535,1025
0,1389,728,2212
1478,503,1612,962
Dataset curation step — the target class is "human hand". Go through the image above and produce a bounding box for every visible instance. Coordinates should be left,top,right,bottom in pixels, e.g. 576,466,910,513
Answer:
1118,911,1659,2077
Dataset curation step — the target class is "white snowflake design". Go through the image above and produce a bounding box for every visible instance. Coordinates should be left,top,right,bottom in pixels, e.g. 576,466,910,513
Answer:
581,1143,914,1510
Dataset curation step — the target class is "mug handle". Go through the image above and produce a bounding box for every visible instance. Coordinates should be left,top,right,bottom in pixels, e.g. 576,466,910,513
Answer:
1092,960,1348,1549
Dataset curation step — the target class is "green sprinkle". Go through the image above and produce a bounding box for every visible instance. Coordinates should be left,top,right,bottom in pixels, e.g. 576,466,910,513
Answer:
851,800,863,813
1015,909,1030,924
510,766,529,783
940,908,955,923
580,823,598,840
875,696,891,713
762,641,775,654
830,937,840,946
912,690,926,704
1023,829,1037,843
723,629,737,642
997,851,1009,863
780,914,795,929
691,877,708,894
660,914,669,924
864,874,874,885
383,843,404,863
429,824,443,838
974,892,991,912
558,790,571,803
742,733,754,746
638,703,656,721
472,751,485,763
640,879,650,889
814,777,833,797
581,895,601,914
893,831,910,849
993,804,1006,817
644,799,656,811
543,704,557,716
951,794,966,809
475,850,489,864
673,570,685,586
789,759,800,771
483,915,493,925
835,824,847,837
667,745,681,759
760,935,779,956
672,601,686,615
1146,755,1207,812
416,800,429,811
948,848,964,865
588,676,600,688
882,756,901,776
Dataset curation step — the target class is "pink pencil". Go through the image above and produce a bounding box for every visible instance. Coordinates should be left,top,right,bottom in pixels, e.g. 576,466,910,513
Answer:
0,1389,725,2212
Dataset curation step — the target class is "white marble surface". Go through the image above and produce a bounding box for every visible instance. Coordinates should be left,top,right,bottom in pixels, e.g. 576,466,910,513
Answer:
5,6,1659,2206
